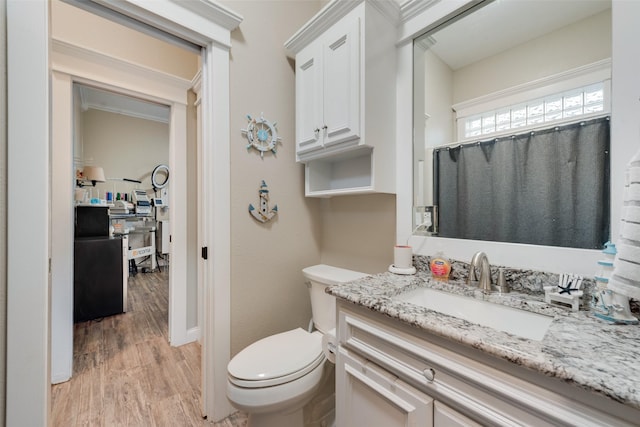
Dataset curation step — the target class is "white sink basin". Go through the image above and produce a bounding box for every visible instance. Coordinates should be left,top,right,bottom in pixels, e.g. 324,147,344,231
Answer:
392,288,553,341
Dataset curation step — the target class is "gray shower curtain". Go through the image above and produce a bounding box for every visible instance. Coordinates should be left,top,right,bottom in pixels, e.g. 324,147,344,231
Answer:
435,117,610,249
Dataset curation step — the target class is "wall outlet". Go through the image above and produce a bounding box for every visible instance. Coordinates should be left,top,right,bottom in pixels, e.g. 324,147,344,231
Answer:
414,206,438,234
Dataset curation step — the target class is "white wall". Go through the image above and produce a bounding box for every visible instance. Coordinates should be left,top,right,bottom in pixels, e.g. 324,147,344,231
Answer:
320,194,396,274
0,0,7,422
223,0,325,356
453,9,611,103
81,108,170,202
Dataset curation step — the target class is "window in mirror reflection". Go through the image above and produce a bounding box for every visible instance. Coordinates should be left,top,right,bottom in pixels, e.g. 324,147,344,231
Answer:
412,0,611,249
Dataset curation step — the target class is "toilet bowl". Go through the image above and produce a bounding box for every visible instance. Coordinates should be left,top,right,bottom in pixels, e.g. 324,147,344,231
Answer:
226,265,368,427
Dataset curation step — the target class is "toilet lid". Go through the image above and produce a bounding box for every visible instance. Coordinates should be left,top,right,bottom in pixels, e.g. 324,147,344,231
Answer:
228,328,324,388
302,264,369,286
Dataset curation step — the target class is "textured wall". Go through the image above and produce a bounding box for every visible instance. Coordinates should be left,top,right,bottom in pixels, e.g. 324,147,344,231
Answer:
320,194,396,275
453,9,611,103
81,109,169,200
223,0,325,356
0,0,7,423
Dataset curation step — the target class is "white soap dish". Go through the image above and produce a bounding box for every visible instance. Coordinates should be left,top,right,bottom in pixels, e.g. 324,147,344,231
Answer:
388,265,416,275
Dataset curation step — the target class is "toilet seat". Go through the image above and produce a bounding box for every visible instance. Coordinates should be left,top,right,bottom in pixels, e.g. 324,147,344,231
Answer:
228,328,324,388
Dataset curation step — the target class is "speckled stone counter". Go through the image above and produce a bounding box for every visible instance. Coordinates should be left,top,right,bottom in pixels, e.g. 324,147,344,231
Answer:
327,268,640,410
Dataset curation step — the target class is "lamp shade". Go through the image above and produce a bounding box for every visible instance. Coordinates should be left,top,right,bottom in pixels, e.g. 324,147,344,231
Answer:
82,166,106,183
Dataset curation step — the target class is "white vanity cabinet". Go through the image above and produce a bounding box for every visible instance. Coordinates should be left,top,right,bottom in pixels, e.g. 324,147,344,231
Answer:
337,348,434,426
285,1,397,197
336,301,640,427
433,402,482,427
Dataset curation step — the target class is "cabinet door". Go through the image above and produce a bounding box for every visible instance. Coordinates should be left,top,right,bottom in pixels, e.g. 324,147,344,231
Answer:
434,401,482,427
295,43,324,156
337,348,433,427
322,15,360,148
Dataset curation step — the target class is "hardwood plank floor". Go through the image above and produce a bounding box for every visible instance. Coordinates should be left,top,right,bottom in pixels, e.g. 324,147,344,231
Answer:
52,270,247,427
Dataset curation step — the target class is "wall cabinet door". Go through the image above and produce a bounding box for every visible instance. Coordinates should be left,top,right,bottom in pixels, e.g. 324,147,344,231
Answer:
294,13,361,158
337,348,434,427
321,15,360,148
295,43,323,156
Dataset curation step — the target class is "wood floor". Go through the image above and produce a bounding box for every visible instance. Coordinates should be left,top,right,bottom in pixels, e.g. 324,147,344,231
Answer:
51,270,248,427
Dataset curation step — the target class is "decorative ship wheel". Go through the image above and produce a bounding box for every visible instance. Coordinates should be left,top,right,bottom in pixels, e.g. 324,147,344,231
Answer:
242,113,281,158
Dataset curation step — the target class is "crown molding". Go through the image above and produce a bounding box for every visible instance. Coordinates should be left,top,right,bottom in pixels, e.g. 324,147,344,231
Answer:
166,0,243,32
285,0,401,55
399,0,441,22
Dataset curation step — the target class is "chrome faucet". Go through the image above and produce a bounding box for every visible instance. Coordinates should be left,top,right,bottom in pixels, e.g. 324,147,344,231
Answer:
467,251,492,292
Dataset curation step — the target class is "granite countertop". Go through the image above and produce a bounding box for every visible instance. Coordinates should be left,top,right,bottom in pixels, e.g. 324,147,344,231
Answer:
327,270,640,410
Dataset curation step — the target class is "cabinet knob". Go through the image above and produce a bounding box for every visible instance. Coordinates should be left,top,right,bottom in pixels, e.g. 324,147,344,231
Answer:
314,128,320,134
322,125,328,131
423,368,435,382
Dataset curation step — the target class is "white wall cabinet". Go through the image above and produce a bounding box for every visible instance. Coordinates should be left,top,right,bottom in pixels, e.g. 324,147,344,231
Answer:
295,15,360,157
285,1,397,197
336,301,640,427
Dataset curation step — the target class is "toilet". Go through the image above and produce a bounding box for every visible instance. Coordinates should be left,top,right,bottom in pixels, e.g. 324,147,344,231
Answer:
227,264,368,427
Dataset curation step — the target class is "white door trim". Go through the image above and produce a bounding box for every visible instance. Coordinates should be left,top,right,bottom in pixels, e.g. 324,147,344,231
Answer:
6,1,50,425
7,0,242,423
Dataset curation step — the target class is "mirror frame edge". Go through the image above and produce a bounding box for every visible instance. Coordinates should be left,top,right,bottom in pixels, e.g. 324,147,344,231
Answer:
396,0,638,276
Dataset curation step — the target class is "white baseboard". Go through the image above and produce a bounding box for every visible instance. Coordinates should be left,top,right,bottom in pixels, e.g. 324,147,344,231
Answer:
51,372,71,385
187,326,201,343
171,326,201,347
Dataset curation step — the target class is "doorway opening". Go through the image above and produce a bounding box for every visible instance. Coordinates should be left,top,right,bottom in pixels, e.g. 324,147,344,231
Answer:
6,0,241,424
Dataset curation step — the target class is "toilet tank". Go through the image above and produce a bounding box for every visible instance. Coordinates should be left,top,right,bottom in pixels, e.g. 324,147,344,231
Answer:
302,264,369,333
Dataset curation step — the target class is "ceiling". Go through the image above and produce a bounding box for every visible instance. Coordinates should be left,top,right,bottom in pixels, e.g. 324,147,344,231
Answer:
425,0,611,70
76,84,170,123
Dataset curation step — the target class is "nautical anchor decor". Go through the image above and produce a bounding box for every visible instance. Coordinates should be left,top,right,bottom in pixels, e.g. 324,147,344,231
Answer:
249,180,278,223
242,113,281,158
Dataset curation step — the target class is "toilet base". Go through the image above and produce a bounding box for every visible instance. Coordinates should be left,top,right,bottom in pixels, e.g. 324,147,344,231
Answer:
248,408,303,427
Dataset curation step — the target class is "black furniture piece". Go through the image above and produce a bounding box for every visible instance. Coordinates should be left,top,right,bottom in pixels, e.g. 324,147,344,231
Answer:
75,206,110,237
74,236,126,322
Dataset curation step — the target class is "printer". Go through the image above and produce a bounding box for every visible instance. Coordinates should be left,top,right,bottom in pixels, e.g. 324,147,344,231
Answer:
133,189,152,215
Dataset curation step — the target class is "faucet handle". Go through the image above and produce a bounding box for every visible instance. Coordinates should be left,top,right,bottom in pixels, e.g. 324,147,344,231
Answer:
497,268,509,293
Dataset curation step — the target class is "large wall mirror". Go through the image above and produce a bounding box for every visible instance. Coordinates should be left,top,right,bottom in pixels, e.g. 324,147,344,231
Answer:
413,0,612,250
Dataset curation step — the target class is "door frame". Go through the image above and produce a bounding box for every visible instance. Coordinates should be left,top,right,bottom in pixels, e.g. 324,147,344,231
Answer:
50,38,192,383
6,0,242,424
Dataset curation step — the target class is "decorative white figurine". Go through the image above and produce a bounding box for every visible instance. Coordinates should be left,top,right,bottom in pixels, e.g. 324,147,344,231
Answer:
544,274,584,312
249,180,278,223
